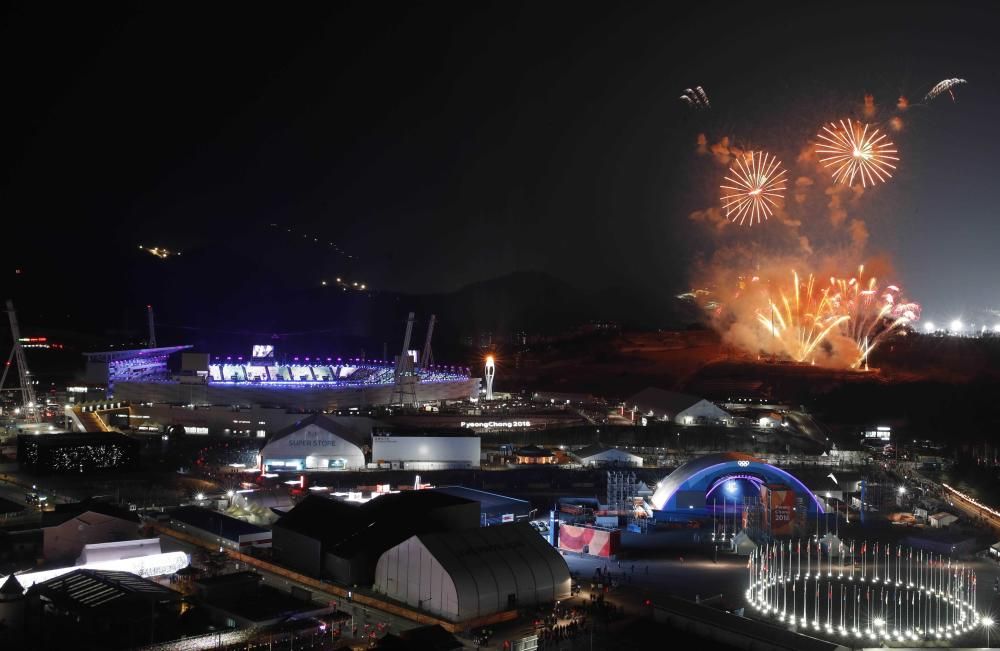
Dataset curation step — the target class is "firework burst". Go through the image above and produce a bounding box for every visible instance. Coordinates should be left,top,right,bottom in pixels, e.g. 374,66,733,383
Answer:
816,119,898,188
719,151,787,226
755,271,849,363
827,265,920,368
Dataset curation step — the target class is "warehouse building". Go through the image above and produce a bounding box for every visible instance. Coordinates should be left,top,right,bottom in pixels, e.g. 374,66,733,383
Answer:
625,387,731,426
371,429,480,470
24,569,182,649
373,522,570,621
271,491,479,584
169,506,272,550
259,414,373,471
572,444,643,468
429,486,532,526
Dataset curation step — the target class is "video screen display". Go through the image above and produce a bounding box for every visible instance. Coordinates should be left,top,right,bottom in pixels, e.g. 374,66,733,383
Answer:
252,344,275,359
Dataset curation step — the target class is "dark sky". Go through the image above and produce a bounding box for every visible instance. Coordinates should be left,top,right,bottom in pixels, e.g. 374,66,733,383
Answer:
4,2,1000,328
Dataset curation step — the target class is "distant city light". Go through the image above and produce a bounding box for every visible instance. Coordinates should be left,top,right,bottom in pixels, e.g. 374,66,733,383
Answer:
949,319,964,332
923,321,935,333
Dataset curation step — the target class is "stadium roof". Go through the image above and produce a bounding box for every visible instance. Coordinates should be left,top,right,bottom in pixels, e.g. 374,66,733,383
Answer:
626,387,708,415
27,569,178,610
264,413,373,450
82,345,193,362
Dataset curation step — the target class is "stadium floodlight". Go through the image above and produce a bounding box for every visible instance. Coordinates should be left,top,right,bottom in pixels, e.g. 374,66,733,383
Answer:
923,321,935,333
950,319,964,333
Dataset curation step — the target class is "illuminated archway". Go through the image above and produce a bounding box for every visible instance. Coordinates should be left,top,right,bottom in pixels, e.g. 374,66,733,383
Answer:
650,452,824,516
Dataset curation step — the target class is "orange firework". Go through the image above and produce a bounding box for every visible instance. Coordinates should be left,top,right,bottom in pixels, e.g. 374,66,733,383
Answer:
719,151,787,227
816,119,898,187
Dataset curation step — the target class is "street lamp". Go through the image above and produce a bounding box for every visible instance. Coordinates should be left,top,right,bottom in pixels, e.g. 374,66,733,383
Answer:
982,615,994,647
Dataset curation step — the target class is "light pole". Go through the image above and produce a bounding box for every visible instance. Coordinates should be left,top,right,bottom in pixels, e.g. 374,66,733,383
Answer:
982,615,994,647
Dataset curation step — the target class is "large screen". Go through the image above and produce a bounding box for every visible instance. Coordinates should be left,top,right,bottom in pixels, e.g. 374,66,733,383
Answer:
252,344,275,359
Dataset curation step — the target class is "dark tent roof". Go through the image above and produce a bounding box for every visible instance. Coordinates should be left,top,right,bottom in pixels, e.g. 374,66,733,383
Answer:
44,498,141,527
263,413,372,450
169,505,267,541
0,573,23,596
274,491,475,558
27,569,178,611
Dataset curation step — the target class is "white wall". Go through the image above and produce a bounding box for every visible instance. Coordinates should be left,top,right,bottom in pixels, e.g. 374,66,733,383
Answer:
372,436,480,469
374,537,461,620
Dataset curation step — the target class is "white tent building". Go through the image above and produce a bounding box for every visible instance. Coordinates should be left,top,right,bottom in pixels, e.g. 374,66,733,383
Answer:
373,522,570,621
572,445,642,468
625,387,731,426
259,414,372,471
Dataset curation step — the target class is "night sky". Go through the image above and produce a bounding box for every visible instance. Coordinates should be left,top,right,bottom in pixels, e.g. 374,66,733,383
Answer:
4,2,1000,332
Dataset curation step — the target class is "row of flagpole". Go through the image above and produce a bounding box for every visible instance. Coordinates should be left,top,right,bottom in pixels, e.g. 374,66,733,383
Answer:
747,538,977,639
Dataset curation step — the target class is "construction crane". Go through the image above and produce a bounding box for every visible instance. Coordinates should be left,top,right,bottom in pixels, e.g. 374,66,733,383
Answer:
391,312,417,407
146,304,157,348
1,300,40,422
420,314,436,368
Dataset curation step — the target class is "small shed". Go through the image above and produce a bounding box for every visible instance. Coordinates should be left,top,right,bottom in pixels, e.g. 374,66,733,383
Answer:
928,512,958,528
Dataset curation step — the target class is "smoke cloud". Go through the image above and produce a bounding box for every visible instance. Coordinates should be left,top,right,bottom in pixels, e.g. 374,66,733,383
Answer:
687,132,913,367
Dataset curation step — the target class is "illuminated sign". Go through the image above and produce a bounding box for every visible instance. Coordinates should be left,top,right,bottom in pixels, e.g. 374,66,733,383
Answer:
502,513,515,523
252,345,275,359
863,426,891,441
460,421,532,429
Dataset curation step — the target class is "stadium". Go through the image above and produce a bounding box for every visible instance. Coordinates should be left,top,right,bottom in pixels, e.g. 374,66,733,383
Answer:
78,338,479,436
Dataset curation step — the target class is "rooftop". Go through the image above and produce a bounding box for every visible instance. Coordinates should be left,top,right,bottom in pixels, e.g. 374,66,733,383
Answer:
515,444,554,457
28,569,178,611
170,505,268,540
274,491,475,556
572,444,641,459
264,413,374,450
82,345,193,362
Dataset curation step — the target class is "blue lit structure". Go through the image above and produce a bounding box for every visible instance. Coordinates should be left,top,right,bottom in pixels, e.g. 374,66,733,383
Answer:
650,452,824,519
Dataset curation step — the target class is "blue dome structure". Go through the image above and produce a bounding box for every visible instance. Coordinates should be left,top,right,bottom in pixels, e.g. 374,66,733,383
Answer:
650,452,824,517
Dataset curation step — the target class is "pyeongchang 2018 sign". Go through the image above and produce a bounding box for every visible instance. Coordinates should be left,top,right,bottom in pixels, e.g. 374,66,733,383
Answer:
460,421,532,429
